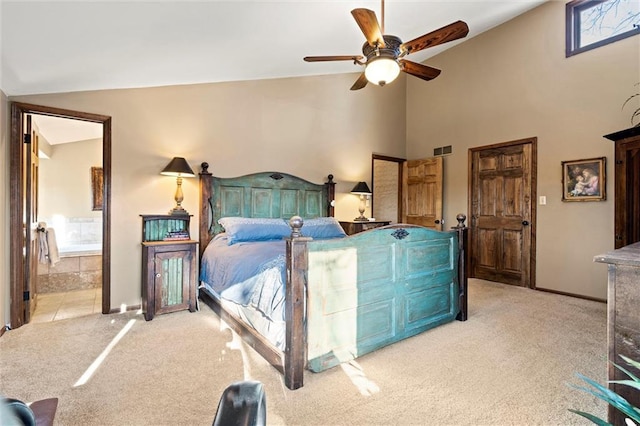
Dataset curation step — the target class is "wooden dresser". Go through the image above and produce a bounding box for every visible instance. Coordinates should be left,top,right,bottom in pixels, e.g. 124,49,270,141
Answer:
594,242,640,425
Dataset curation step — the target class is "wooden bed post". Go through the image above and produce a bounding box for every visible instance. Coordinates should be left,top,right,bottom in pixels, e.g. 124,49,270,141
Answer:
325,174,336,217
453,213,469,321
199,162,213,259
284,216,310,390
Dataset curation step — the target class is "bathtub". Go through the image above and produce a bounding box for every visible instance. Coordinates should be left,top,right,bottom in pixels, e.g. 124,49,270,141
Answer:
58,243,102,257
39,243,102,293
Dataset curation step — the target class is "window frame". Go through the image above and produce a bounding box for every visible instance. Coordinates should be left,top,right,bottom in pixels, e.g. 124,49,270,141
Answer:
566,0,640,57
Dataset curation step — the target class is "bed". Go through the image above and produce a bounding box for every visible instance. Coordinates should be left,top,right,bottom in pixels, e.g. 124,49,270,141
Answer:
198,163,468,390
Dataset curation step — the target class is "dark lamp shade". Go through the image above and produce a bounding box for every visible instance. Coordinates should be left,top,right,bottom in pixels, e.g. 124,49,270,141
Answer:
160,157,195,177
351,181,371,195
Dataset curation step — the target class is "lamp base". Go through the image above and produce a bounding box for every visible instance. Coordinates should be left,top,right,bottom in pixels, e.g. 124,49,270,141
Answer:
353,216,369,222
169,206,190,216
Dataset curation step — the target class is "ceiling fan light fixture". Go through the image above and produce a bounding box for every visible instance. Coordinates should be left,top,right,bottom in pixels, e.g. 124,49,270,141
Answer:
364,56,400,86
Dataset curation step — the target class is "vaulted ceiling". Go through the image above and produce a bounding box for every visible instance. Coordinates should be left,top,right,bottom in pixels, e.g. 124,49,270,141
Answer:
1,0,547,97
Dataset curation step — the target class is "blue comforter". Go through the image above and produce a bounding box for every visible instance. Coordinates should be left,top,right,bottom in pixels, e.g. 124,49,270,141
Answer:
199,234,286,321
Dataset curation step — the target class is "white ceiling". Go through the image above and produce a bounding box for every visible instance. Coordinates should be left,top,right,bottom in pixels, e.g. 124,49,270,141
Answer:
3,1,547,144
32,115,103,145
1,0,547,97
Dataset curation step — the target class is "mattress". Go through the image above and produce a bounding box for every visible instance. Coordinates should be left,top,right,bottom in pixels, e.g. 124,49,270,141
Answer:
199,234,288,348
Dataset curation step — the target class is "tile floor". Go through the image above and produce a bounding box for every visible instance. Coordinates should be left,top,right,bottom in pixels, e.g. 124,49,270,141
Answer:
31,288,103,323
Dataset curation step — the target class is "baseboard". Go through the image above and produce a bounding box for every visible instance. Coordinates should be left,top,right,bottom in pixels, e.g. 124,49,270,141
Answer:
108,304,141,314
0,325,6,337
536,287,606,303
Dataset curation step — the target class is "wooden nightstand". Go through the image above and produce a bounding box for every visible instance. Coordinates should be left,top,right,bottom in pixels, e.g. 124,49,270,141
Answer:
140,215,198,321
339,220,391,235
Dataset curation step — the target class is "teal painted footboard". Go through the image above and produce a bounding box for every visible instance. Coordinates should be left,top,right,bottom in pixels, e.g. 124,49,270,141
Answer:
305,225,460,372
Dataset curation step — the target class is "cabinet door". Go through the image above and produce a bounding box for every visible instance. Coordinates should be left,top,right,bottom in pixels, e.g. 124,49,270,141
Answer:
154,249,192,314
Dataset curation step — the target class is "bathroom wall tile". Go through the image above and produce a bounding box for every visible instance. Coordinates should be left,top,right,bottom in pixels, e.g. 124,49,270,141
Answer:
50,257,80,273
80,255,102,272
37,262,50,276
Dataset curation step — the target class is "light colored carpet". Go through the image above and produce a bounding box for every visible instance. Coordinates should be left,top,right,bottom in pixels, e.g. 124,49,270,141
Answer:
0,279,607,425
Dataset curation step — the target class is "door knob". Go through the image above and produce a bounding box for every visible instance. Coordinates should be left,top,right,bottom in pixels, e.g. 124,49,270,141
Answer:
435,219,441,224
522,220,529,226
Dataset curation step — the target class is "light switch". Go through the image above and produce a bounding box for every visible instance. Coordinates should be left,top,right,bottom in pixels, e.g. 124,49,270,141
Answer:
539,196,546,205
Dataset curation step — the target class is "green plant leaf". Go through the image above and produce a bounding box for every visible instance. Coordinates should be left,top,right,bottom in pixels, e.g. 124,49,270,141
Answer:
567,409,611,425
570,355,640,424
631,109,640,126
573,373,640,422
622,92,640,110
622,83,640,126
620,355,640,372
610,380,640,392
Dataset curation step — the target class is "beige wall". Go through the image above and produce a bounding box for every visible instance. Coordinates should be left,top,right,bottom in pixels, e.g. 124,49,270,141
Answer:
10,73,407,309
1,90,8,326
406,2,640,299
39,138,102,221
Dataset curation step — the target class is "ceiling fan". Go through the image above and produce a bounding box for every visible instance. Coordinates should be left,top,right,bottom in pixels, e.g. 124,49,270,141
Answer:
303,0,469,90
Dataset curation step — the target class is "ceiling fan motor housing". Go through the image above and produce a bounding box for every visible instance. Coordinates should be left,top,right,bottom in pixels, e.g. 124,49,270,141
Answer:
362,35,402,60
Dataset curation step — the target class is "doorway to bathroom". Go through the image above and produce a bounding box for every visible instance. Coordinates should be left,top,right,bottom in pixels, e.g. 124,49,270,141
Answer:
9,102,112,328
32,114,104,322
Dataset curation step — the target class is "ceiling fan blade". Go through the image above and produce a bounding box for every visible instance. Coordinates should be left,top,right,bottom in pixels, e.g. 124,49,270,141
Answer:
401,20,469,55
351,8,385,48
399,60,441,81
304,55,363,62
350,73,368,91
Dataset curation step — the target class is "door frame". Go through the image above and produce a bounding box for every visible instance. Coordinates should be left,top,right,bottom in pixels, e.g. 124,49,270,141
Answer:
371,154,405,222
9,102,112,328
467,137,537,289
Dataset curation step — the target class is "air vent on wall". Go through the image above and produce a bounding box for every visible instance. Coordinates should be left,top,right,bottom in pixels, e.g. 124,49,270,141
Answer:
433,145,452,156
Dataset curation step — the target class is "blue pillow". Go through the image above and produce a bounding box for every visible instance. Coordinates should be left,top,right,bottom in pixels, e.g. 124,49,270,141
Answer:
218,217,291,245
301,217,346,239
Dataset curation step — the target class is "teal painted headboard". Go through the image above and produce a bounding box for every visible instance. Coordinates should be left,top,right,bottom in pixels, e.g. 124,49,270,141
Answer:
198,162,336,256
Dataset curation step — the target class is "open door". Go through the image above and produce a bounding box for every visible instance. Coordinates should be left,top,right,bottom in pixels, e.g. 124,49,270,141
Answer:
402,157,443,230
10,102,112,328
23,115,39,321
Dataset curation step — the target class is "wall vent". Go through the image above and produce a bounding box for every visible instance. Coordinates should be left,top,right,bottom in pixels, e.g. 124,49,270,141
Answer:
433,145,453,156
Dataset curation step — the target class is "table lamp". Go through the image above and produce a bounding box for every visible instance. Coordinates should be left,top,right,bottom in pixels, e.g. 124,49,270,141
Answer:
161,157,195,215
351,181,372,221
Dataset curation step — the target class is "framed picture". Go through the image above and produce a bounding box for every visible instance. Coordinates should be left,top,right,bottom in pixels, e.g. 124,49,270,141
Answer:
561,157,606,202
91,166,103,211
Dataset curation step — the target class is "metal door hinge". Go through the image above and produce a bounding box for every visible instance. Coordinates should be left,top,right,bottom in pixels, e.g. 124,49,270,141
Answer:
23,133,31,144
23,291,30,301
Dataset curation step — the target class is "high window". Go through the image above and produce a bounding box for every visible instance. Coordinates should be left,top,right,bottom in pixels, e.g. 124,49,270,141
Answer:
566,0,640,57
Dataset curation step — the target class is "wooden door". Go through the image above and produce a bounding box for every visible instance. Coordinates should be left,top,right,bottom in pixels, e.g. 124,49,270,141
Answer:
402,157,443,230
469,138,536,288
24,115,40,321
